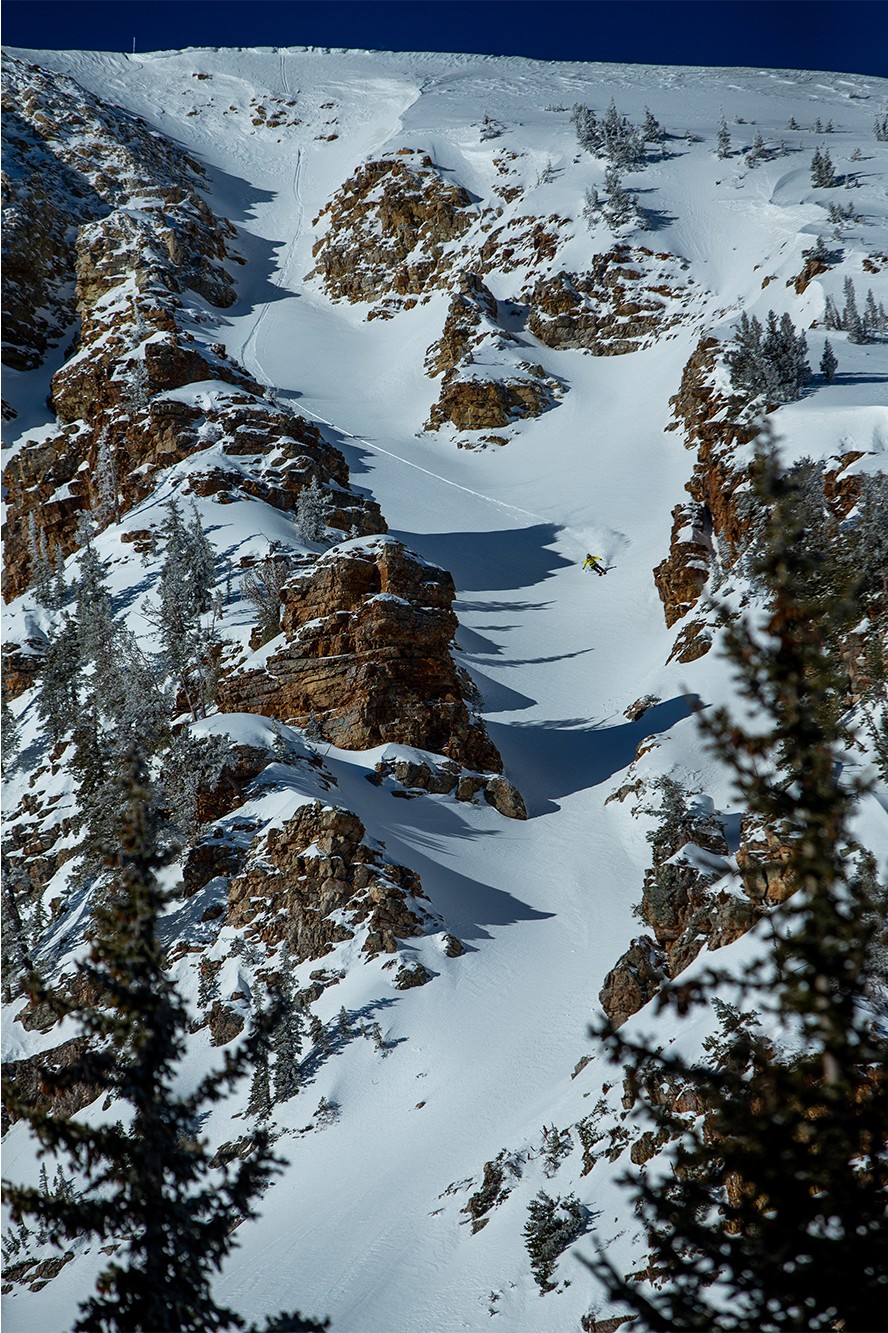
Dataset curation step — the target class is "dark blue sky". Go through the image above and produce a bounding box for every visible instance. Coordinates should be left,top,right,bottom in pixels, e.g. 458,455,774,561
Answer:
3,1,888,77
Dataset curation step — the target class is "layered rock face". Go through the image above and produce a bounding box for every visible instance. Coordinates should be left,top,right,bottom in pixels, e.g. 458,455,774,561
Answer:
227,801,441,965
424,272,564,434
219,536,502,770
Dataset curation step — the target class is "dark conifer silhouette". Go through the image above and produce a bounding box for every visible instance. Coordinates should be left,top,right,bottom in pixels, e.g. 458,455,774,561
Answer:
586,430,888,1332
2,747,328,1333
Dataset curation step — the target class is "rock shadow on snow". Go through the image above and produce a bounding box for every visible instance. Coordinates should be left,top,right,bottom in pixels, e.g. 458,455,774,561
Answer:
487,694,699,814
393,524,571,594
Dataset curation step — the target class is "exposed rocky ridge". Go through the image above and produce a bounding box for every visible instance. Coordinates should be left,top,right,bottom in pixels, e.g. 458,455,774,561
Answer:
370,752,527,819
527,246,698,355
2,63,384,604
227,800,443,965
656,336,885,665
219,536,502,771
2,54,236,372
423,271,564,434
599,768,817,1028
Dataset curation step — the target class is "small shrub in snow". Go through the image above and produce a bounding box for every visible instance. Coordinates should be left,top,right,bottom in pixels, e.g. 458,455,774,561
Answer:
242,555,291,645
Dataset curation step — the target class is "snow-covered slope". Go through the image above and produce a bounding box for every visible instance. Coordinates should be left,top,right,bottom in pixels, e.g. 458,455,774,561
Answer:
3,46,887,1333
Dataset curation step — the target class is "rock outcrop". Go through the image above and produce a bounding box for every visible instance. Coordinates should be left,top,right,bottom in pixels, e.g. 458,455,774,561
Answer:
218,536,502,770
2,54,236,372
599,935,668,1028
308,150,475,306
227,801,441,962
652,502,713,633
424,271,564,432
527,247,697,354
2,62,382,604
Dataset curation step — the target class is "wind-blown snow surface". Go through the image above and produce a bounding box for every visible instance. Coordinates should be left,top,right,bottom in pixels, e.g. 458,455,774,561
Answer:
3,46,888,1332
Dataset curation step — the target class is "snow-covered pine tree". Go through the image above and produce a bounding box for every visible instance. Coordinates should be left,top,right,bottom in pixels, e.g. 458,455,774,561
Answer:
247,1042,273,1121
36,612,81,746
523,1190,586,1292
746,130,766,166
27,512,53,607
820,339,838,383
124,356,150,412
601,165,640,229
842,275,866,343
94,429,121,528
811,146,837,187
1,687,20,769
295,475,330,545
160,728,228,840
148,500,217,716
272,957,303,1105
642,106,662,142
716,115,731,158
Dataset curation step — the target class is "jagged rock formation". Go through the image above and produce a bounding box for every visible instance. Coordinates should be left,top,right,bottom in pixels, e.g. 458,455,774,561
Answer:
527,247,697,354
219,536,502,770
227,801,442,963
308,149,475,306
2,59,383,615
424,272,515,378
1,54,236,372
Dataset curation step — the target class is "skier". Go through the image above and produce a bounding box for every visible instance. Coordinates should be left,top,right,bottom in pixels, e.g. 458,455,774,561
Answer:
583,553,607,576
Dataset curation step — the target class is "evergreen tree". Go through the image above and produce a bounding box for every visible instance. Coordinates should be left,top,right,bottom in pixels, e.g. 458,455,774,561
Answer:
820,339,838,383
148,500,217,717
95,429,121,528
36,612,81,747
810,146,836,187
2,685,21,769
27,512,53,607
716,115,731,159
642,107,662,143
160,728,228,840
524,1190,586,1292
247,1043,273,1122
586,432,888,1332
863,288,881,338
745,131,766,166
726,310,809,403
875,112,888,142
271,960,303,1106
295,477,330,546
2,748,326,1332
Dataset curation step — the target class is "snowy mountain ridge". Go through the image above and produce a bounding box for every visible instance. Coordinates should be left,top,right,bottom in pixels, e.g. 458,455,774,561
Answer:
2,43,887,1333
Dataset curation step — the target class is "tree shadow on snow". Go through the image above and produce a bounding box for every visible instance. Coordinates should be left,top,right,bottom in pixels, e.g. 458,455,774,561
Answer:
487,694,699,814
